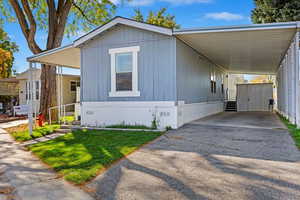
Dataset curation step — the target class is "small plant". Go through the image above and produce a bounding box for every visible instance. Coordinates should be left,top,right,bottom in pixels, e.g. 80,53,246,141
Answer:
151,116,158,130
277,112,300,150
106,124,152,130
165,126,172,131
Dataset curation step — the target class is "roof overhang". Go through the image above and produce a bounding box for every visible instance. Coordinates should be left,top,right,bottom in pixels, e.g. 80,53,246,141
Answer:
174,21,299,74
27,18,299,75
27,44,80,69
73,17,173,47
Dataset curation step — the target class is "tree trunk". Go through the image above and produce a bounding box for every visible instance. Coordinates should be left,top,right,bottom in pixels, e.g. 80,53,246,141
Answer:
40,64,57,121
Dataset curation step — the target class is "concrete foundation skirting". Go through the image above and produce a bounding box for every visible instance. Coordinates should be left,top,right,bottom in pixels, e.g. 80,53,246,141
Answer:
72,126,164,132
177,101,224,127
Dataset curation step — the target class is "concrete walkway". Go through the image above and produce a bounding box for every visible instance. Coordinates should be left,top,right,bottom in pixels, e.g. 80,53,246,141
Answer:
87,112,300,200
0,122,93,200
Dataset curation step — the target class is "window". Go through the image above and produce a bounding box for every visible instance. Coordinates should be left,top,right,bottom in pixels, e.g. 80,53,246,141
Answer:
109,46,140,97
25,81,31,100
70,80,80,92
25,81,28,100
35,81,40,100
210,71,216,94
26,81,39,100
221,74,224,94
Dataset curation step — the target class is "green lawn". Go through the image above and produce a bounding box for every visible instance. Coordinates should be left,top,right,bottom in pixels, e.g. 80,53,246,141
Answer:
278,114,300,149
105,124,153,130
60,116,75,123
6,124,60,142
28,129,163,184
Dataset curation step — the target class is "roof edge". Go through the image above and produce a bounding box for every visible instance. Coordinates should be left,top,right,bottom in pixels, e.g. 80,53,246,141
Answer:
174,21,298,35
27,44,74,62
73,16,173,47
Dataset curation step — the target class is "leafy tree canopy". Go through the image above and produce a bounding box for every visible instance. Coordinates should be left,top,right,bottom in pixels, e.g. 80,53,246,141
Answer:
0,0,117,39
0,28,18,78
252,0,300,23
133,8,180,29
0,0,123,118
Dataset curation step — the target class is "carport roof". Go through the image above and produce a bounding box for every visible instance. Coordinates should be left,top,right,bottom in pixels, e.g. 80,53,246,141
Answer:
174,21,299,74
27,17,299,74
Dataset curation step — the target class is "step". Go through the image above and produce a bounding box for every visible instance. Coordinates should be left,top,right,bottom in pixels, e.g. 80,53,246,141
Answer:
60,125,72,129
225,108,237,110
55,128,72,133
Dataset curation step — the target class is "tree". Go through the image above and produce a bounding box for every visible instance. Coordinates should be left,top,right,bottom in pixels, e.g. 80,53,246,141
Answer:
251,0,300,23
133,8,180,29
0,0,119,119
0,28,18,78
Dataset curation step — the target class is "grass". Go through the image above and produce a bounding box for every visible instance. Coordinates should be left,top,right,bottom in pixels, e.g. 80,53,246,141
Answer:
5,124,60,142
60,116,75,123
278,114,300,149
28,129,163,184
105,124,153,130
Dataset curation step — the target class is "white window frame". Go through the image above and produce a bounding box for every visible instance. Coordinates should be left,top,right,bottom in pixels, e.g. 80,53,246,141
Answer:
35,80,40,100
70,80,80,92
109,46,140,97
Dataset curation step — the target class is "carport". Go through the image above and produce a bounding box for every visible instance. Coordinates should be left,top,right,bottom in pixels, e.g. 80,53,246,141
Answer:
174,21,300,125
26,20,300,133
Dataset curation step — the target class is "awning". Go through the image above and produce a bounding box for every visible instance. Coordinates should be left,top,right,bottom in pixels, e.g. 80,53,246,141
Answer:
27,44,80,69
174,22,299,74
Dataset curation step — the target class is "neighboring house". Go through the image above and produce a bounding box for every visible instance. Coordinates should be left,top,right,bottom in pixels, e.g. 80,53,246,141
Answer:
0,77,19,112
0,77,19,97
16,68,80,113
248,75,275,84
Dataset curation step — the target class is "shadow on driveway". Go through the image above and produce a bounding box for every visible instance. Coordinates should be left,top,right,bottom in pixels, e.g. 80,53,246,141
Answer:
84,112,300,199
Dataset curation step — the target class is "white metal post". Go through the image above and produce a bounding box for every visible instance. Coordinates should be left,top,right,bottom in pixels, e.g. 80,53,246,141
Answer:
28,62,33,136
60,67,64,119
57,67,61,124
295,31,300,127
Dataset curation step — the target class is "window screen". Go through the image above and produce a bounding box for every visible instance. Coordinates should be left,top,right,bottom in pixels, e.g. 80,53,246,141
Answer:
115,52,133,91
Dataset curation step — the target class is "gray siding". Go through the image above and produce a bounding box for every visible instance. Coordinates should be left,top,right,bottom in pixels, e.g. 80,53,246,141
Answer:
81,25,176,102
176,39,225,103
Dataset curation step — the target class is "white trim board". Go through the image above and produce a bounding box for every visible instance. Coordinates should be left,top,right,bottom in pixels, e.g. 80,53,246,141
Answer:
109,46,140,97
74,17,173,47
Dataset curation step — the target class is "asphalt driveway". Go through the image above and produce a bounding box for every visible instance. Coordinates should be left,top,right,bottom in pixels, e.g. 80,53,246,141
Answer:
87,112,300,200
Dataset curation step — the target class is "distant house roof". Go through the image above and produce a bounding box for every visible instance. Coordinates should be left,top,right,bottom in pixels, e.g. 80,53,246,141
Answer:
0,77,19,83
16,68,80,80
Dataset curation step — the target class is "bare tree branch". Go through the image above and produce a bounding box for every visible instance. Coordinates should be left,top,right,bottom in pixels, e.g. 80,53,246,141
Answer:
46,0,57,49
9,0,42,53
72,0,94,25
20,0,42,53
54,0,72,47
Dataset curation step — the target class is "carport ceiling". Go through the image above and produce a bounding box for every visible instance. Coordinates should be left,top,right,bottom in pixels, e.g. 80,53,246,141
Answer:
174,22,298,74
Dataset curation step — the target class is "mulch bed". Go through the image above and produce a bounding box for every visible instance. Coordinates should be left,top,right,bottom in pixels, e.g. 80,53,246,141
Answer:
0,114,27,123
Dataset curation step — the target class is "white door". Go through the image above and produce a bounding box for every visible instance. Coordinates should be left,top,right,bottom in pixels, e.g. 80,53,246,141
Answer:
237,83,273,111
237,84,249,111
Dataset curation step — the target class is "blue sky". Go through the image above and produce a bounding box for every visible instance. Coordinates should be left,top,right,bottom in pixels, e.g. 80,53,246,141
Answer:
4,0,255,74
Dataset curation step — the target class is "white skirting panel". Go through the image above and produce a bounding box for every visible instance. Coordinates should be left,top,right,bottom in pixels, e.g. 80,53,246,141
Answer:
81,101,178,129
177,101,224,127
81,101,224,129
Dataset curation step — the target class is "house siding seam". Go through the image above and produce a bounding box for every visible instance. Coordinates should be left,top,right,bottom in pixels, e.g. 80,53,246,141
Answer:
80,24,176,102
175,38,225,104
276,32,299,125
